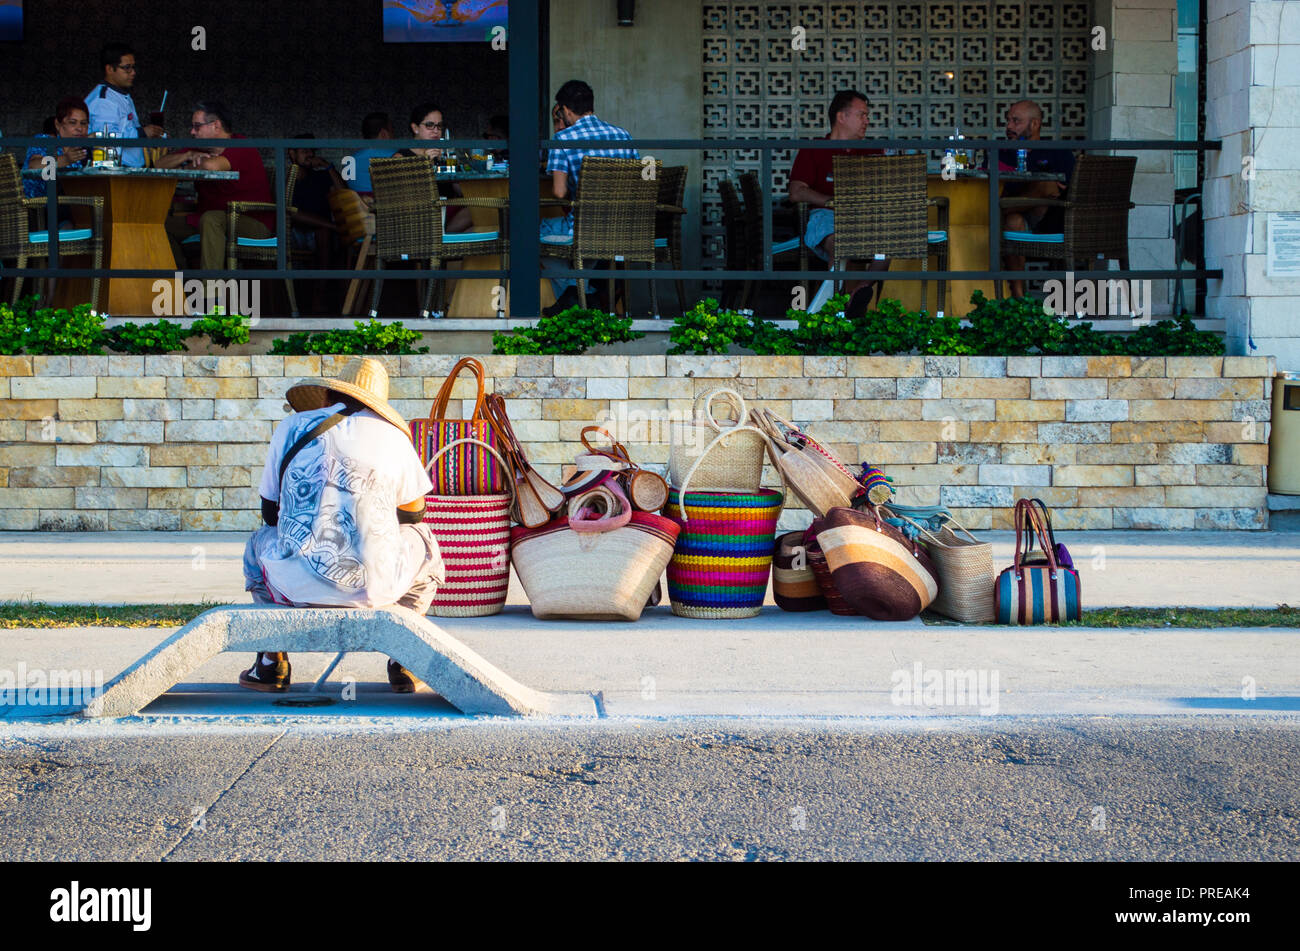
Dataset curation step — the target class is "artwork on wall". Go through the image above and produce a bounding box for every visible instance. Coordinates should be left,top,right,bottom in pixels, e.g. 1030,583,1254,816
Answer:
0,0,22,42
382,0,508,42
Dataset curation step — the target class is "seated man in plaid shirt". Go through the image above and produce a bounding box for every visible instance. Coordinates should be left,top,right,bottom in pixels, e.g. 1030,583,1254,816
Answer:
541,79,638,316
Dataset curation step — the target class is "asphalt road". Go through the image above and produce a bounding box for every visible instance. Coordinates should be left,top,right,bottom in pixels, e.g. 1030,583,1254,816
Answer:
2,715,1297,861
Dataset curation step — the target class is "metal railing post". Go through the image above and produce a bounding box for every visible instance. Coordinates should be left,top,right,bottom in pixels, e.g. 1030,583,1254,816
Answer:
507,0,541,320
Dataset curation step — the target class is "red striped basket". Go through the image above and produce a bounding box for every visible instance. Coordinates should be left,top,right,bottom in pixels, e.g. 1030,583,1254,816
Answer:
423,439,513,618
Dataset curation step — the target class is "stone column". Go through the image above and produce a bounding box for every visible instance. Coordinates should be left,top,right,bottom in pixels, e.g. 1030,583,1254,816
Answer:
1206,0,1300,369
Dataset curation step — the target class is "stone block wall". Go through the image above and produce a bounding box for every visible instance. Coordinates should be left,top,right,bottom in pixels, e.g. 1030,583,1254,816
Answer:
0,354,1276,532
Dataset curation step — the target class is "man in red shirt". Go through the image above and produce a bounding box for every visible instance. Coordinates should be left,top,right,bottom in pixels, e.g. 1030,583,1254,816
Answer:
788,90,888,317
160,101,274,274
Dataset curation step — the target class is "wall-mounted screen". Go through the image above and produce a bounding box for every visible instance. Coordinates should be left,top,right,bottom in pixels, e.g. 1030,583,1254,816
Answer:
0,0,22,42
382,0,507,43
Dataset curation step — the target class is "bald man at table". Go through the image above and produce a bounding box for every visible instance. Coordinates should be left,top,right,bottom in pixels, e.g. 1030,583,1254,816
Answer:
1000,99,1076,298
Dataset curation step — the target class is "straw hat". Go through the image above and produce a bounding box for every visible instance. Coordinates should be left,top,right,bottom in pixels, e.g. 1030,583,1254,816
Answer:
285,357,407,433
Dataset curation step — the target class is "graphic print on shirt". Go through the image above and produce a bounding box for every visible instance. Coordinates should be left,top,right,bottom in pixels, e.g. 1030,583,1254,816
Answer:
275,420,400,592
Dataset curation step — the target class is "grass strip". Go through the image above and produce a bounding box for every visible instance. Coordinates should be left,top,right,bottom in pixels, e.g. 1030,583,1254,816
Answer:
923,605,1300,627
0,601,219,629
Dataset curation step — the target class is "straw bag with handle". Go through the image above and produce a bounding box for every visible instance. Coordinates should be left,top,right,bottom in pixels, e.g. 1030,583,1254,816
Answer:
814,505,940,621
888,509,994,623
754,408,856,517
484,392,565,528
757,408,863,504
422,438,515,618
510,512,680,621
668,388,766,492
411,357,506,495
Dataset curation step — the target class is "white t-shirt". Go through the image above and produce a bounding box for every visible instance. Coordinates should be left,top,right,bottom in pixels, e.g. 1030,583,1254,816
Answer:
256,404,433,607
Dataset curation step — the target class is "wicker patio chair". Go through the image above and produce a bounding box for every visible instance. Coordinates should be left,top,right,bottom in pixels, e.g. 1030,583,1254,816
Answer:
828,154,948,314
226,163,306,316
0,153,104,312
539,157,659,317
739,170,808,309
996,153,1137,299
655,164,688,315
368,155,508,318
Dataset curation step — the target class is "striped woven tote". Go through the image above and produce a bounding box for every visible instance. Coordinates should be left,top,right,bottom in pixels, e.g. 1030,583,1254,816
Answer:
412,357,506,495
995,499,1082,625
423,438,513,617
664,487,784,619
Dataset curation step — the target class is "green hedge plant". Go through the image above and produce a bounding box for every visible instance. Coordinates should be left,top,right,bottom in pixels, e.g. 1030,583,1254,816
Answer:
493,307,643,355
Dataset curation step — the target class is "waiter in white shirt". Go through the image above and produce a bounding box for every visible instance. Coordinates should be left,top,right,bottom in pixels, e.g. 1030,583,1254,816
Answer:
84,43,163,168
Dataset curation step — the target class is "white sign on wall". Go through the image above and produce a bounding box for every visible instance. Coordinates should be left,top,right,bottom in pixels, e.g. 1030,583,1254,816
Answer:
1267,213,1300,277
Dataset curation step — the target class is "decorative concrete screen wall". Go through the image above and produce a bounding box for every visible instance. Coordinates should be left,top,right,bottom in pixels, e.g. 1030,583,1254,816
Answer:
0,354,1275,532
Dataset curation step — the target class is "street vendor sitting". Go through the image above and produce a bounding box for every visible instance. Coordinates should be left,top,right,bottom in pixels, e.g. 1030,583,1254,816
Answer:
240,357,445,694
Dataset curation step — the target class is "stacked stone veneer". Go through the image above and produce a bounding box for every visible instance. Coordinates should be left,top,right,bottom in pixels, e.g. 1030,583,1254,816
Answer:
0,353,1276,532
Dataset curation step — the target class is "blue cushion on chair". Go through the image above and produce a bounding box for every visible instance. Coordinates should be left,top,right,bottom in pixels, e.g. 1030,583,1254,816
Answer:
236,236,280,248
927,230,948,243
773,237,800,255
29,228,92,244
181,235,200,244
540,233,573,246
654,237,668,249
1003,230,1064,244
445,230,499,244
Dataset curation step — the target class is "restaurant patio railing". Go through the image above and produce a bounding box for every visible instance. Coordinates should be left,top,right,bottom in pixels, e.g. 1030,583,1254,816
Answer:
1,132,1222,319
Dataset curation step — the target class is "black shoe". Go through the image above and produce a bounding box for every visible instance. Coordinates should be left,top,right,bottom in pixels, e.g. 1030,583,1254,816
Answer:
238,652,291,692
542,286,580,317
845,283,876,320
387,659,417,694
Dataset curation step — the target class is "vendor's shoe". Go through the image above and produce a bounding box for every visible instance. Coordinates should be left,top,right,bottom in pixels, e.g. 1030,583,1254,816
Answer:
387,659,417,694
238,652,291,692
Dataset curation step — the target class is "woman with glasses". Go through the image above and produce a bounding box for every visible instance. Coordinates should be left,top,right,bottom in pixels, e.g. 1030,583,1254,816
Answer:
23,97,91,200
394,102,472,233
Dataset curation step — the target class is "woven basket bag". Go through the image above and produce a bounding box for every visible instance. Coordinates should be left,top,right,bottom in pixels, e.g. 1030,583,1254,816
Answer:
423,438,514,618
891,511,995,623
510,512,680,621
772,530,828,612
664,487,784,619
668,388,766,492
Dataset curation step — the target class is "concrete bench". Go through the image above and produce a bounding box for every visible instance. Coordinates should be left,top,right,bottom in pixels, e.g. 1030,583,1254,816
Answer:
81,605,598,718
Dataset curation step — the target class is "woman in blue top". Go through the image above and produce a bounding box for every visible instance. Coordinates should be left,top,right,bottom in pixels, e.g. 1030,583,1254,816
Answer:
23,97,91,199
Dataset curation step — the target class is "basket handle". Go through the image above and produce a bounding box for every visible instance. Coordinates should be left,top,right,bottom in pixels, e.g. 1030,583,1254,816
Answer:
580,425,635,466
675,422,787,523
691,387,748,433
425,437,516,506
428,357,488,423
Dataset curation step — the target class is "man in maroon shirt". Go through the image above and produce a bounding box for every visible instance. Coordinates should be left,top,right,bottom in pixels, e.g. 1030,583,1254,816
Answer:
788,90,888,317
160,101,274,274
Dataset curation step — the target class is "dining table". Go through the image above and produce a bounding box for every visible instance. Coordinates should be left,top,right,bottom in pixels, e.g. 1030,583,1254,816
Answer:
21,166,238,316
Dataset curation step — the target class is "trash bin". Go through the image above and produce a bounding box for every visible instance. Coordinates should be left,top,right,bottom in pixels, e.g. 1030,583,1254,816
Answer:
1268,371,1300,495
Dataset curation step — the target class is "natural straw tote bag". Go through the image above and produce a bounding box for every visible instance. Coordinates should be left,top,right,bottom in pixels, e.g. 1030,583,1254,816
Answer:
413,357,506,495
889,511,995,623
754,409,854,518
423,438,514,618
510,512,680,621
664,486,784,619
668,388,766,492
756,408,862,504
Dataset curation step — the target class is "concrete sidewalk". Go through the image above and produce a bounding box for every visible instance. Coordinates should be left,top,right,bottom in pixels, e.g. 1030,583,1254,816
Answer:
3,529,1299,608
1,530,1297,722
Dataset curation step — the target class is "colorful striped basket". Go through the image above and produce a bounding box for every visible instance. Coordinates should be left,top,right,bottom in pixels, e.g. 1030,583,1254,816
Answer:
423,439,513,618
664,487,784,619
